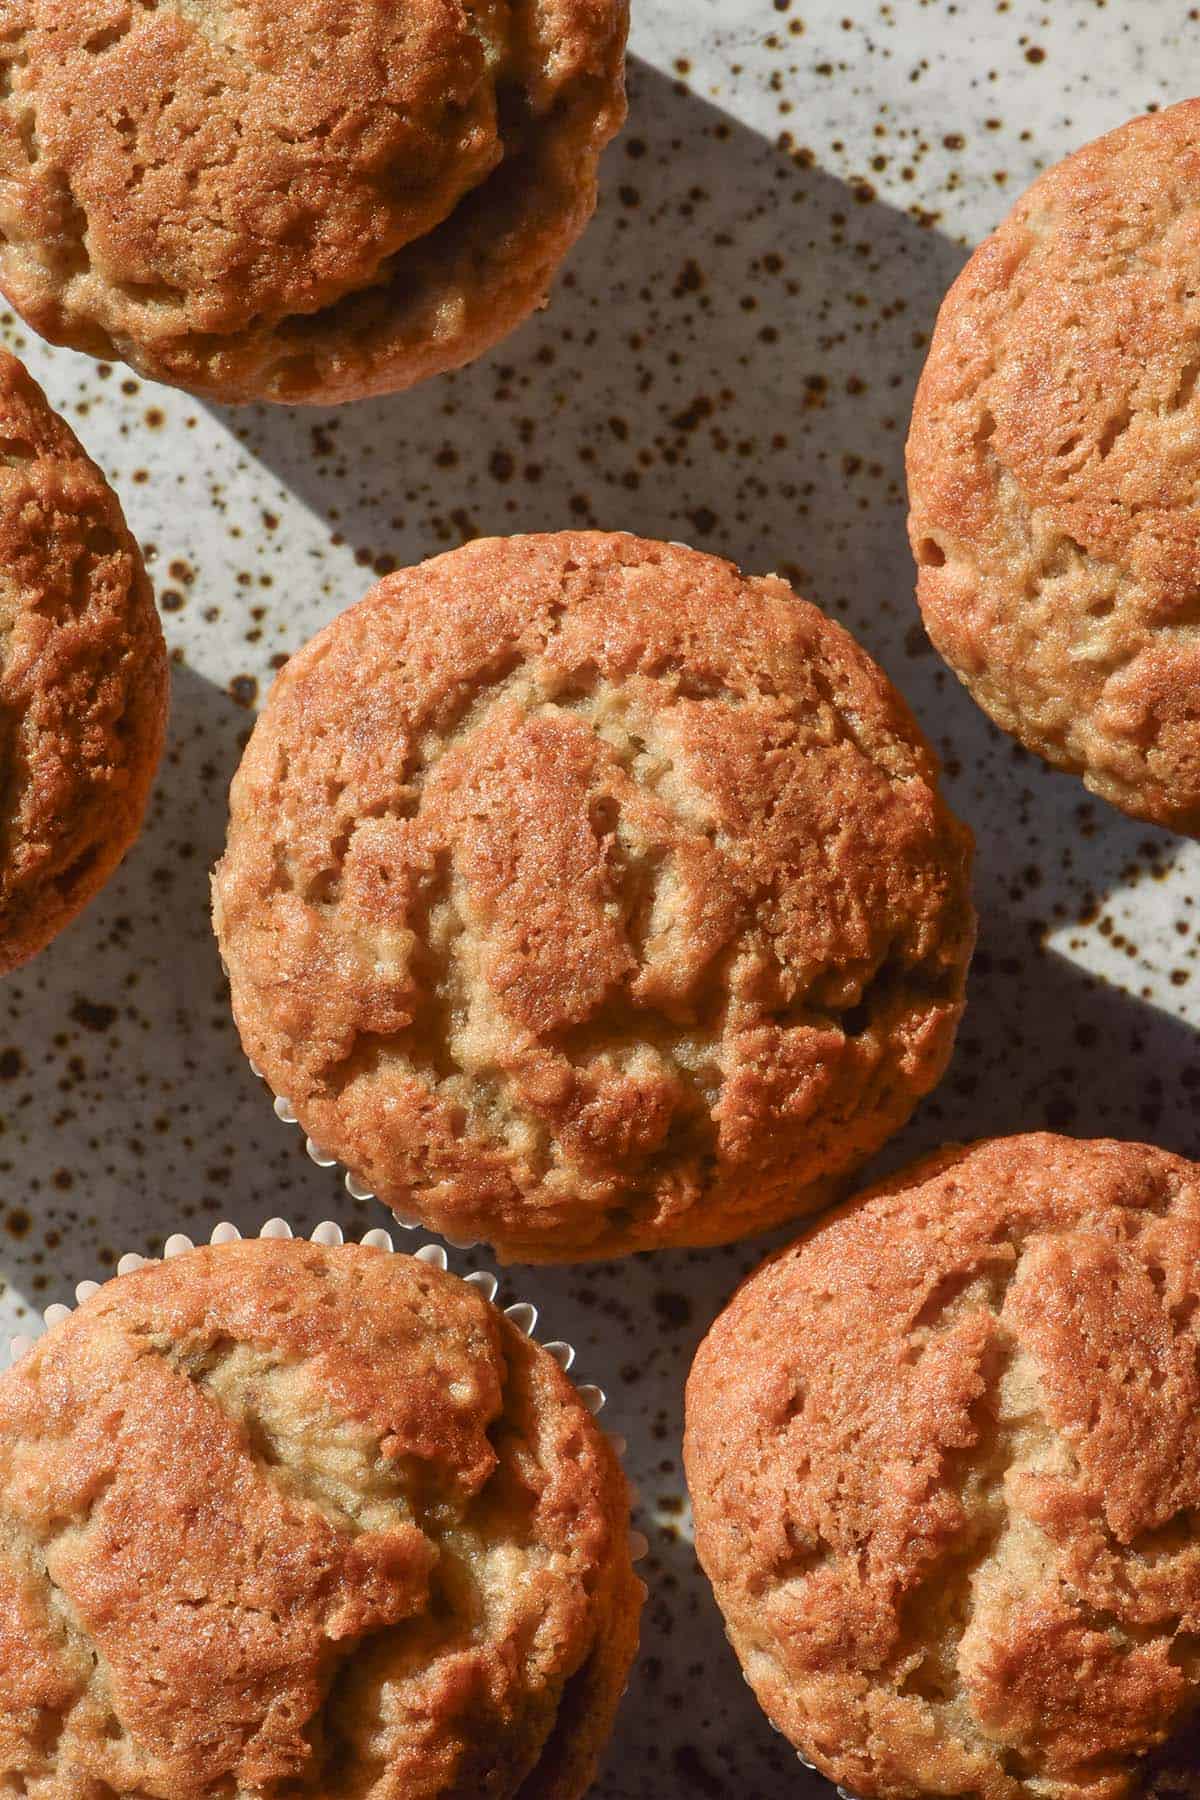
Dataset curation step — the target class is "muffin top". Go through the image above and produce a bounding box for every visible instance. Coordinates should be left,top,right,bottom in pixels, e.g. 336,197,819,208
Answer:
0,1235,640,1800
909,98,1200,833
0,348,167,973
0,0,627,402
213,532,974,1263
685,1133,1200,1800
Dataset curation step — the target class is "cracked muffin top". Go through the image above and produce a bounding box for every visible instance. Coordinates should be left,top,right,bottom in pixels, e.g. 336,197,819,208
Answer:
212,532,975,1263
0,0,627,403
0,1235,641,1800
685,1133,1200,1800
0,347,167,973
908,98,1200,835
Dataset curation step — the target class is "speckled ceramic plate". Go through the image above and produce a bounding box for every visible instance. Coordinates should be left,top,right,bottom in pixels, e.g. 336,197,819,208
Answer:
1,3,1196,1794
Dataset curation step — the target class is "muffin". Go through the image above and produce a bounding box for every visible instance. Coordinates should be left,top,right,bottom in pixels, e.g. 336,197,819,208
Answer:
0,0,628,405
212,531,975,1263
908,98,1200,834
0,1232,641,1800
685,1133,1200,1800
0,348,167,973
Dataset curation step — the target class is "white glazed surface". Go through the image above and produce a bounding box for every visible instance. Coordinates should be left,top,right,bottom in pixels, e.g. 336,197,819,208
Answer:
0,3,1196,1793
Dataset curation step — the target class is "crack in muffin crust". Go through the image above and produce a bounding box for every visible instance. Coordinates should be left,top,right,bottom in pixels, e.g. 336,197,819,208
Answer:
212,532,975,1262
0,1238,642,1800
908,98,1200,833
685,1135,1200,1800
0,0,628,402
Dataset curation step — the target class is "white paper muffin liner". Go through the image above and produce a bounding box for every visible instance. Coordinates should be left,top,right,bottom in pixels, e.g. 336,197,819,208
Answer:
738,1670,855,1792
6,1214,648,1568
248,1065,455,1241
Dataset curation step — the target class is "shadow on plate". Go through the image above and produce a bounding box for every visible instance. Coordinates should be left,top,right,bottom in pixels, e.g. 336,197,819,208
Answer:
211,57,968,587
0,660,360,1322
211,55,1186,927
893,898,1200,1163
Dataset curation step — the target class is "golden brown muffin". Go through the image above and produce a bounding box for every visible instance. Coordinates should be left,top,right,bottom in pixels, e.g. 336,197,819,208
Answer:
685,1133,1200,1800
907,98,1200,835
0,0,627,404
0,348,167,973
212,532,975,1263
0,1234,642,1800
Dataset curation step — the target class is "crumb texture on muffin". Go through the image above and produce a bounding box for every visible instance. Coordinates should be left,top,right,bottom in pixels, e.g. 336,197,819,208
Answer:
685,1133,1200,1800
0,347,166,973
0,0,628,402
0,1238,640,1800
908,98,1200,833
212,532,974,1261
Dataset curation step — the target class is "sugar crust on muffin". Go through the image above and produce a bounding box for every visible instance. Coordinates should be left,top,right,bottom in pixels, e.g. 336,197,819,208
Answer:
213,532,975,1262
0,347,167,973
0,1235,641,1800
0,0,628,403
908,98,1200,834
685,1133,1200,1800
